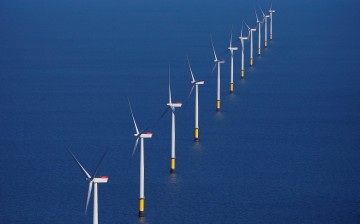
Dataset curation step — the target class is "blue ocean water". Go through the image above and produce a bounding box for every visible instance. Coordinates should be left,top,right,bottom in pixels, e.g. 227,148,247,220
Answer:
1,0,360,223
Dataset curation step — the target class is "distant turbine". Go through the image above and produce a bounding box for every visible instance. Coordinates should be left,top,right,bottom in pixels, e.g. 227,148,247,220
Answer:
268,4,276,40
211,37,225,112
187,57,205,142
166,65,182,174
239,24,248,79
68,149,109,224
255,10,264,56
261,8,270,47
245,22,257,66
228,29,238,93
128,99,153,217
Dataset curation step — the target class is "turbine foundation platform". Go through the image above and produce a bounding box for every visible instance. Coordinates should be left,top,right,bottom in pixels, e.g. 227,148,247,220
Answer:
194,128,199,142
139,198,144,217
170,158,175,174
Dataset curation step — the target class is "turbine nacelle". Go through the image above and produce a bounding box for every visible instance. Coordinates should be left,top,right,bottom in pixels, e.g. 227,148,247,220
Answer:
239,37,248,40
167,102,182,108
140,132,153,138
228,47,238,51
195,80,205,85
214,59,225,64
251,28,256,32
92,176,109,183
269,10,276,13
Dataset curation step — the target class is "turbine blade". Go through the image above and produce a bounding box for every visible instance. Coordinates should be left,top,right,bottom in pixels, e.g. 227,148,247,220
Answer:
68,148,91,179
255,10,259,22
211,36,218,61
85,181,93,215
91,148,109,179
260,8,265,17
187,84,195,98
168,64,172,104
270,2,273,11
187,57,196,83
240,23,244,37
127,98,139,134
244,22,250,30
211,62,217,73
141,106,170,134
132,137,140,157
229,28,233,48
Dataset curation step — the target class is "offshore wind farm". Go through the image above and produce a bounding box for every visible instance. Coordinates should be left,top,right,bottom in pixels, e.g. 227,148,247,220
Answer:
1,1,360,224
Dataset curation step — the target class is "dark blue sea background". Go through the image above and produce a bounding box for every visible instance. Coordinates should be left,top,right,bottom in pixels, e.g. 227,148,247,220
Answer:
1,0,360,223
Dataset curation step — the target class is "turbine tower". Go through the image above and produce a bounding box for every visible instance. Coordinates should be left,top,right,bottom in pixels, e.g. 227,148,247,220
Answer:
261,8,270,47
255,11,264,56
228,30,238,93
68,149,109,224
187,57,204,142
128,99,153,217
245,22,257,66
269,4,276,40
211,37,225,112
239,24,248,79
166,66,182,174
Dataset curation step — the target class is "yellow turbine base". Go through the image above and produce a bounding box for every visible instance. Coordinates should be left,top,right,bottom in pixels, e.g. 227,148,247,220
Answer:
250,58,253,66
170,158,175,173
270,34,273,40
258,48,261,56
230,83,234,93
194,128,199,142
241,70,244,79
265,41,268,47
139,198,144,217
216,100,220,112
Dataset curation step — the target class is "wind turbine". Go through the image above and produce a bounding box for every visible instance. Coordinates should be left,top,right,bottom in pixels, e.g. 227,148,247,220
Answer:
211,37,225,112
261,8,270,47
268,4,276,40
128,99,153,217
239,23,248,79
68,149,109,224
187,57,204,142
228,29,238,93
255,10,264,56
244,22,257,67
166,65,182,174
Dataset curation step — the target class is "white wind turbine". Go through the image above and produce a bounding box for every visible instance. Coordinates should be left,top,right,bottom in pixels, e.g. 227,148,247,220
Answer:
211,37,225,112
261,8,270,47
269,4,276,40
68,149,109,224
128,99,153,217
255,10,264,56
228,30,238,93
187,57,204,142
244,22,257,67
166,65,182,174
239,23,248,79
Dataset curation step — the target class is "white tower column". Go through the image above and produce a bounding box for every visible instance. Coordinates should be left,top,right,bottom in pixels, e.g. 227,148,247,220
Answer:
216,63,221,111
270,13,273,40
250,32,253,66
170,111,176,173
139,138,145,217
258,24,261,55
264,18,268,47
194,85,199,142
93,183,98,224
230,52,234,93
241,46,244,79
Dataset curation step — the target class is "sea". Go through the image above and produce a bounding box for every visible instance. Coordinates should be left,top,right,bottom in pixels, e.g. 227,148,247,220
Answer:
1,0,360,223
